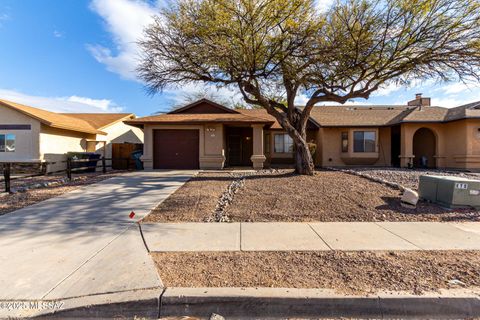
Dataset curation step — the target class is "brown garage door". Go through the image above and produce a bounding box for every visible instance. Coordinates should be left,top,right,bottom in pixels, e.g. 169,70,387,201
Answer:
153,129,199,169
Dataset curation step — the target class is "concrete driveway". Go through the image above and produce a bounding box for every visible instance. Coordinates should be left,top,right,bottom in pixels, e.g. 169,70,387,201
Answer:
0,170,195,318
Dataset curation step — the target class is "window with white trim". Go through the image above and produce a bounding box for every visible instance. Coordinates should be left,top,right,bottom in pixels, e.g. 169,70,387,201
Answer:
353,131,376,152
274,134,293,153
0,134,16,152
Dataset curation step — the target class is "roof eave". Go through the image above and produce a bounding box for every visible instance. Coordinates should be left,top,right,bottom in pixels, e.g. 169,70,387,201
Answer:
123,120,274,125
123,120,144,129
48,123,106,135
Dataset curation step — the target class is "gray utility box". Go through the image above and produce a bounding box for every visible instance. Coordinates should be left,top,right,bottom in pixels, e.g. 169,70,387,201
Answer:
419,175,480,209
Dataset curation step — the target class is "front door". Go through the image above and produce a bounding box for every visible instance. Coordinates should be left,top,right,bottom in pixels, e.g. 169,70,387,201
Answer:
227,127,253,166
390,125,401,167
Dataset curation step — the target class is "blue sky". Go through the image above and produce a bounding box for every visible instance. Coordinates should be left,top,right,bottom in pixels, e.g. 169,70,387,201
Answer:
0,0,479,116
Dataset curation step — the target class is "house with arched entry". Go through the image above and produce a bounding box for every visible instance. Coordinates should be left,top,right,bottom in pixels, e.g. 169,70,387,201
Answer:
397,99,480,170
125,95,480,171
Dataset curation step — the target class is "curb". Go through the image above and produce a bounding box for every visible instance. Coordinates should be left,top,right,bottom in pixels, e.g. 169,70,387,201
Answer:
6,287,479,319
160,287,480,319
28,288,162,319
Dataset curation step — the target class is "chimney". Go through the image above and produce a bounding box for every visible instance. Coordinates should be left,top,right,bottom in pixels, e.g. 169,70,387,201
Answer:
408,93,431,108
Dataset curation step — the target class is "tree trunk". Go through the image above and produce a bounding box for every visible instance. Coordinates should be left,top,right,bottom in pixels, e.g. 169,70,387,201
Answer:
294,139,315,175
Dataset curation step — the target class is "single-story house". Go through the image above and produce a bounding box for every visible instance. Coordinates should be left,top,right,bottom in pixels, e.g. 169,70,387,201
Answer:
125,95,480,171
0,99,143,172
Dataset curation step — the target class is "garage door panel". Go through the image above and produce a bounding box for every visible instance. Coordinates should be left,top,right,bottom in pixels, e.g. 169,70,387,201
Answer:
153,129,199,169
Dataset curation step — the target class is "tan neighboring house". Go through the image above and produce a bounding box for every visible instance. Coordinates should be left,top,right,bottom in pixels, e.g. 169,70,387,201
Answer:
0,99,143,172
125,96,480,171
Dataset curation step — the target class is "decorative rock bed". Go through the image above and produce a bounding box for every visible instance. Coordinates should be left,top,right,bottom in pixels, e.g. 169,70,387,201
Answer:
326,167,406,191
207,169,281,222
326,167,480,191
207,173,246,222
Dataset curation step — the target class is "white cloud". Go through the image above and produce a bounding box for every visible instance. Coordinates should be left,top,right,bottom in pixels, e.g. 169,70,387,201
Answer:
53,30,64,38
88,0,162,80
438,82,479,95
316,0,334,12
432,92,480,108
0,89,124,113
0,12,10,27
373,82,403,97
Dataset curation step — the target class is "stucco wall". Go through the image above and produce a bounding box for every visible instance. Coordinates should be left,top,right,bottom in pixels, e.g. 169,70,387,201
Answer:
141,123,270,170
458,119,480,170
399,120,480,170
137,119,480,171
95,121,144,158
40,125,91,172
400,122,454,168
0,107,41,162
319,127,390,167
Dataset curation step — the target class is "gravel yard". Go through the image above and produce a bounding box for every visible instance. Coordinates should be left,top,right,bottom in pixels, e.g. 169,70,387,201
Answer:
0,172,122,216
348,167,480,190
145,170,480,222
142,172,236,222
153,251,480,295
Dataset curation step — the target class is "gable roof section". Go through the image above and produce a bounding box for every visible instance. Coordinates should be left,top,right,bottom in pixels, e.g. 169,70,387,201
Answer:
444,101,480,122
60,113,135,130
238,108,321,129
309,106,414,127
0,99,105,134
401,106,449,122
169,98,239,114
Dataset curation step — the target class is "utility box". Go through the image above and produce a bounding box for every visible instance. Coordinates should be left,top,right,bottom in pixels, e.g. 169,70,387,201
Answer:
419,175,480,209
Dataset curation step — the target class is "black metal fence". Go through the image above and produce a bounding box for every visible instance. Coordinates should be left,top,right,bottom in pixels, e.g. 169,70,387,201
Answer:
2,157,135,193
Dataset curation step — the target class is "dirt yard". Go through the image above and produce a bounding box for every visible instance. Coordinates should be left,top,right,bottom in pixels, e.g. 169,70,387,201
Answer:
143,172,236,222
145,170,480,222
0,172,122,216
153,251,480,295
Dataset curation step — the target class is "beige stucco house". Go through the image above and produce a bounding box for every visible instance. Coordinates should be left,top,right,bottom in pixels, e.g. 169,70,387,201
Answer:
126,96,480,171
0,99,143,172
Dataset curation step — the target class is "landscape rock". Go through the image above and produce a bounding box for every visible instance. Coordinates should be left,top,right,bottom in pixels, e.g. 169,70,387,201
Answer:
401,188,419,208
207,173,248,222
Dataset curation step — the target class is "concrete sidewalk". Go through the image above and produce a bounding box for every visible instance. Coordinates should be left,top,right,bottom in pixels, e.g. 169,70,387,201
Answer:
0,170,195,318
142,221,480,251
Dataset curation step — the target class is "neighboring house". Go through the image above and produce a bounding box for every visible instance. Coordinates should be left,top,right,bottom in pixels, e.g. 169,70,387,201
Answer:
0,99,143,172
125,96,480,171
